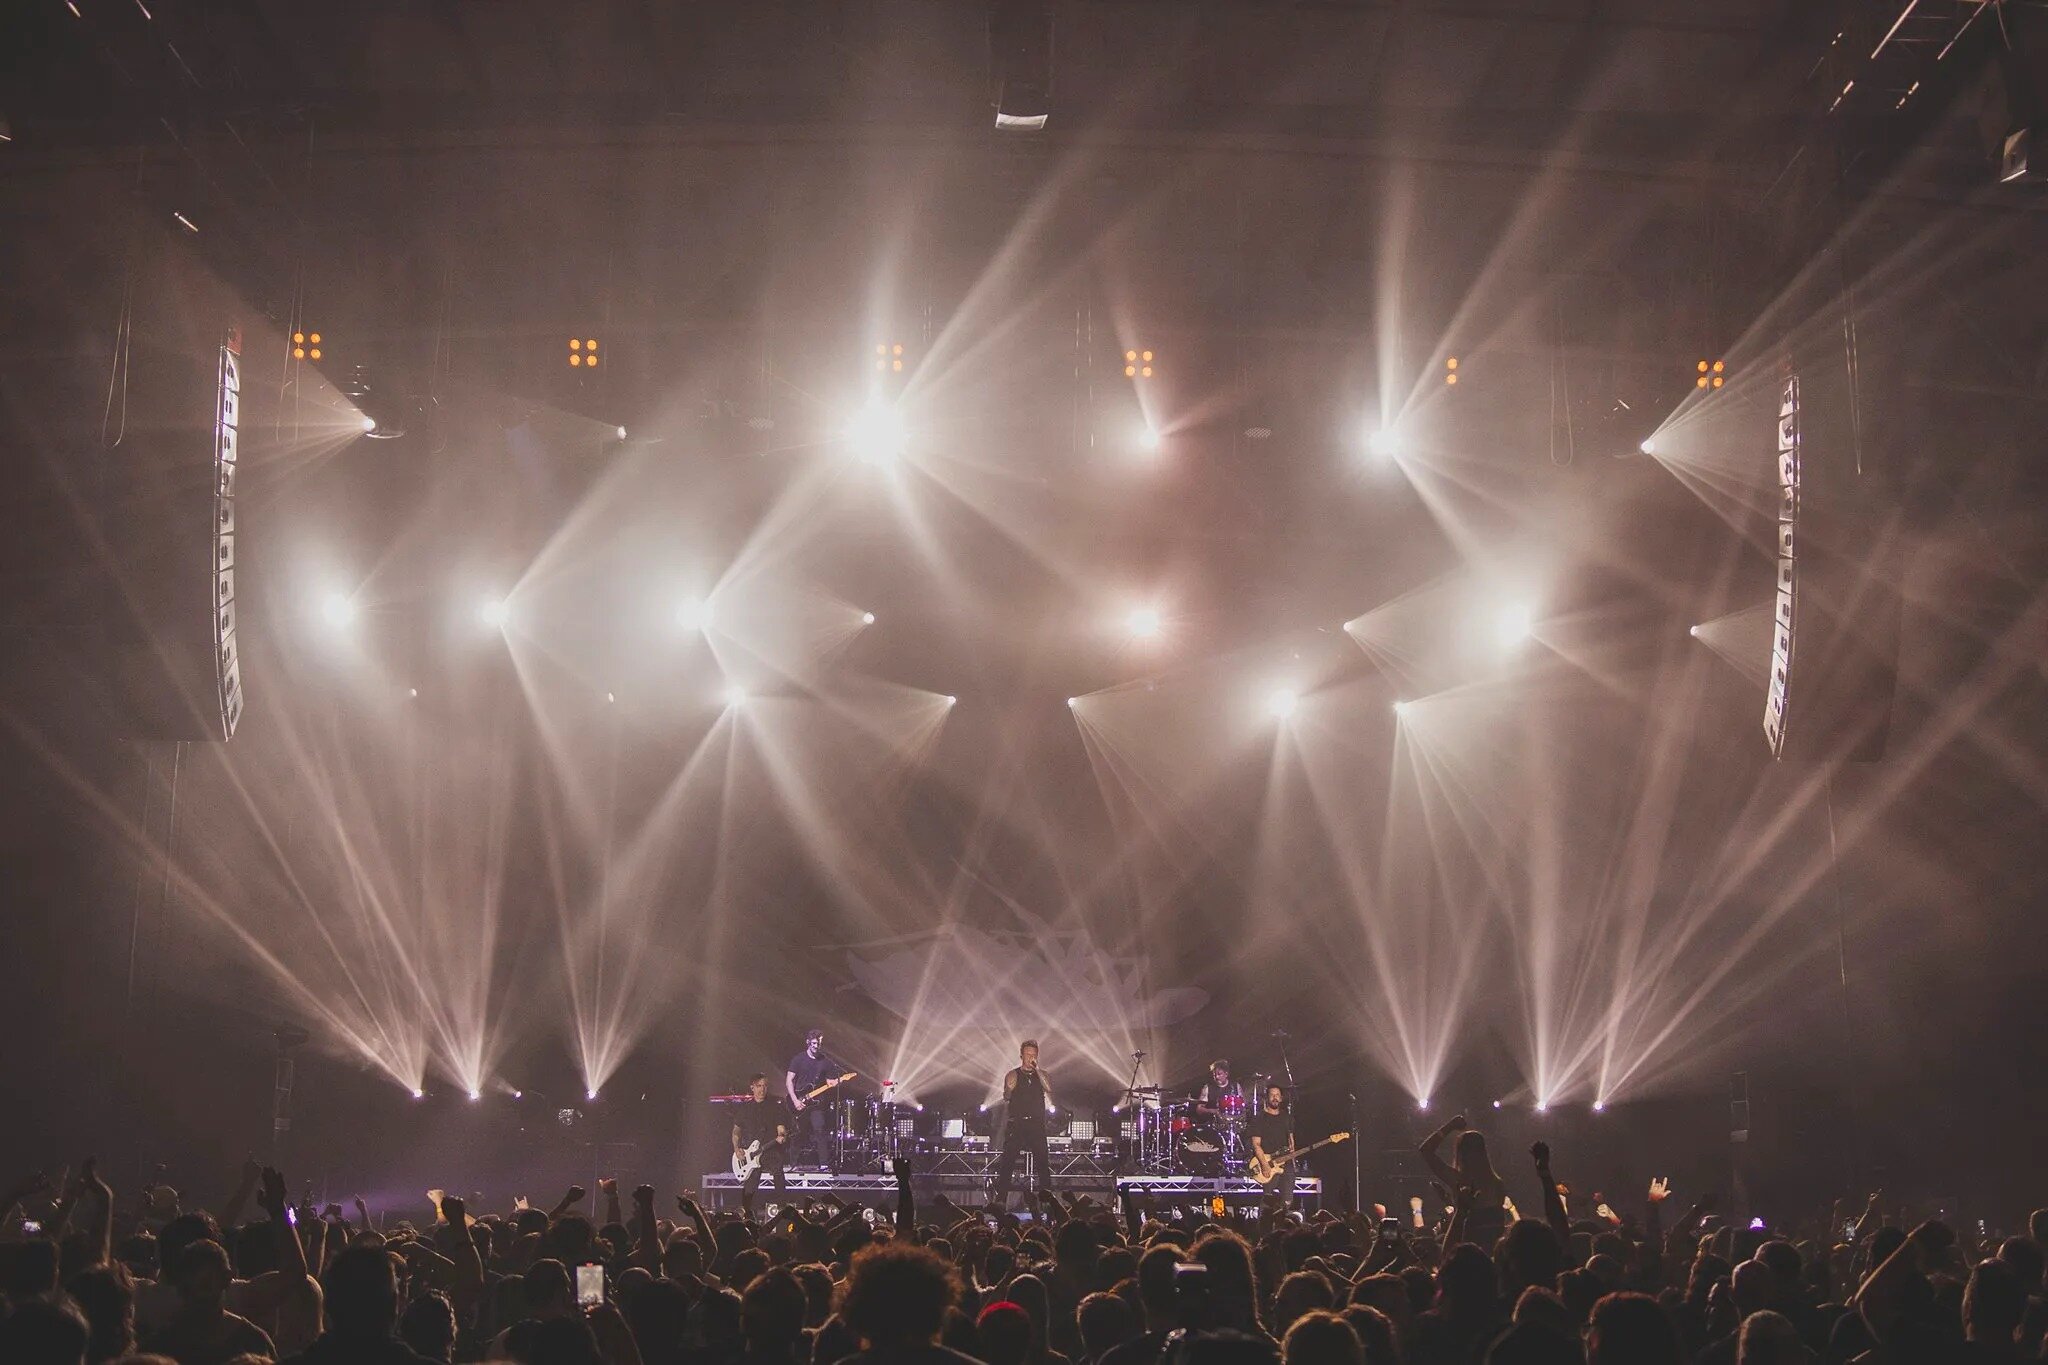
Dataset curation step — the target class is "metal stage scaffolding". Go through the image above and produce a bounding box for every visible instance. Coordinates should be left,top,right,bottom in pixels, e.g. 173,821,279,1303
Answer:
699,1168,1323,1217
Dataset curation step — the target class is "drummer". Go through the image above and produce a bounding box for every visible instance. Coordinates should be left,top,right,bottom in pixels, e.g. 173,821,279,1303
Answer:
1194,1057,1248,1120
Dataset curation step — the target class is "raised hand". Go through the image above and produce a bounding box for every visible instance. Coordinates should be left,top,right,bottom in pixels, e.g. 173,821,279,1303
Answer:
597,1178,617,1196
1649,1177,1671,1203
565,1185,587,1205
322,1204,345,1221
241,1156,263,1188
258,1167,289,1215
354,1196,370,1220
441,1196,466,1226
633,1185,655,1206
514,1196,531,1211
1530,1141,1552,1167
1910,1220,1957,1254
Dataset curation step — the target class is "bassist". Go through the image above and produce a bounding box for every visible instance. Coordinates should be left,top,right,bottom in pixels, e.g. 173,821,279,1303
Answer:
733,1073,789,1217
785,1028,839,1173
1245,1083,1293,1184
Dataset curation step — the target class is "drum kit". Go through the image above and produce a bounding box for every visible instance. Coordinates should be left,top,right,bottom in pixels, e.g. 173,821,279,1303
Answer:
1116,1039,1294,1178
1119,1081,1270,1176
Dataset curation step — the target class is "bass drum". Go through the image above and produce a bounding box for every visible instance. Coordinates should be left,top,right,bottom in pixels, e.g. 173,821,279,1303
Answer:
1178,1124,1225,1176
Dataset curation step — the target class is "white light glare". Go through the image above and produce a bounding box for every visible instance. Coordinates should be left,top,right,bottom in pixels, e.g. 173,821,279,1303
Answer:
1366,426,1399,460
1688,624,1701,638
1491,1099,1504,1110
845,399,908,464
677,598,710,632
1126,605,1162,639
944,695,957,706
410,1089,425,1100
722,685,748,709
1138,423,1162,454
467,1089,482,1102
1534,1100,1550,1114
1639,437,1657,456
616,425,628,440
1496,603,1534,648
1266,688,1299,720
479,597,511,629
1416,1096,1431,1112
586,1089,599,1102
1592,1099,1607,1113
320,591,357,630
1392,700,1409,717
862,611,876,625
361,415,379,433
1066,697,1079,709
511,1089,524,1100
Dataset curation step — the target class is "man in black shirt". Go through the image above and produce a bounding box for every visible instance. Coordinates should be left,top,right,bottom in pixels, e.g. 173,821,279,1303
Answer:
991,1039,1055,1214
1245,1084,1294,1182
785,1028,836,1173
733,1072,789,1219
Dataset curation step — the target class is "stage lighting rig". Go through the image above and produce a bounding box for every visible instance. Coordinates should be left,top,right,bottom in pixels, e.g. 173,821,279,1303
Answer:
291,330,324,362
989,0,1052,131
845,398,908,464
1696,358,1726,390
1443,356,1459,386
569,336,600,369
341,364,412,440
1123,349,1156,380
874,341,906,375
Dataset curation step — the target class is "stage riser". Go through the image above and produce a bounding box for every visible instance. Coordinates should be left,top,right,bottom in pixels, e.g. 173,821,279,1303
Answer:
699,1172,1323,1217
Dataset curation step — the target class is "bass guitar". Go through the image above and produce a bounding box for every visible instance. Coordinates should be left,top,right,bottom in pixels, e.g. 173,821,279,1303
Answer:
791,1071,858,1111
1247,1131,1351,1186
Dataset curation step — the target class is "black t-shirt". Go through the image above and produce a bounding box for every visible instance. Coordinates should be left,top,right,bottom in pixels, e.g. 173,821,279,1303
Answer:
1245,1109,1292,1158
787,1050,833,1097
735,1096,789,1148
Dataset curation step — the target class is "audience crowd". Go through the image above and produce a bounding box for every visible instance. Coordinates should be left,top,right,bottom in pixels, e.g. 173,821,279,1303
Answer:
3,1115,2043,1365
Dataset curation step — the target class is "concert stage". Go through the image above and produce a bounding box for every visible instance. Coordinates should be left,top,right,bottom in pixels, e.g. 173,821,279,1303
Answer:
699,1169,1324,1216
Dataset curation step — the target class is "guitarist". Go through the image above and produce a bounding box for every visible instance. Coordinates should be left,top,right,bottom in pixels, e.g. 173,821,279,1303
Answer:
1246,1084,1294,1186
733,1073,790,1218
785,1028,839,1173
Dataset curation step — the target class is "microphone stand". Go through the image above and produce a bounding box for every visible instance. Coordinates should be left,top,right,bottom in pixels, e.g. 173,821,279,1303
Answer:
1349,1090,1362,1215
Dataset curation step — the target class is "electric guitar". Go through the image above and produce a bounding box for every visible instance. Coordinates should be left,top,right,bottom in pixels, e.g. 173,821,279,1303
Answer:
790,1071,858,1111
731,1138,784,1180
1247,1131,1351,1186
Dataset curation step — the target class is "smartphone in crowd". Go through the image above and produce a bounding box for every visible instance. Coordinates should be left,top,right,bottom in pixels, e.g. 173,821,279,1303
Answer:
1172,1262,1213,1331
576,1263,605,1309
